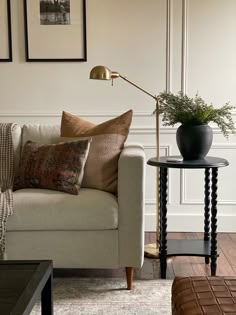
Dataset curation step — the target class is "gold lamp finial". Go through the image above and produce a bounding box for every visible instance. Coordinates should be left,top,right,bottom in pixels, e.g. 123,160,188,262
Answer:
89,66,119,80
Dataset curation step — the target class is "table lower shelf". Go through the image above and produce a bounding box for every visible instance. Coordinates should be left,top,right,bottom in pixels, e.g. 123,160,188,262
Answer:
164,239,211,257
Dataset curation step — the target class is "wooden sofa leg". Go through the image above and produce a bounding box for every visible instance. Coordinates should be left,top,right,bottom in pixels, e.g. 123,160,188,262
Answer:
125,267,134,290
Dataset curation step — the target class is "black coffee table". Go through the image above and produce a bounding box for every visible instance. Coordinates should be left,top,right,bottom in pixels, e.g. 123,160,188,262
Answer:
0,260,53,315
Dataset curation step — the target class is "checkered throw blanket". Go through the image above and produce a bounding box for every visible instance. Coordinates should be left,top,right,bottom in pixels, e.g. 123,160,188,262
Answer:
0,123,15,258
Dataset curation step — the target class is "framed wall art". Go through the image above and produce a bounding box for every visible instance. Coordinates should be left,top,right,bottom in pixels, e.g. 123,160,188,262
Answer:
0,0,12,62
24,0,87,62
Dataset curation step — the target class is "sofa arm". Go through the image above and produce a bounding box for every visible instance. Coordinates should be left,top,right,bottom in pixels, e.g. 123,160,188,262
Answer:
118,143,146,268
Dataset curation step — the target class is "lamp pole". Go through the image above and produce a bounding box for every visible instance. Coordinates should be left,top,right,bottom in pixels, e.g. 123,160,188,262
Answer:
90,65,160,258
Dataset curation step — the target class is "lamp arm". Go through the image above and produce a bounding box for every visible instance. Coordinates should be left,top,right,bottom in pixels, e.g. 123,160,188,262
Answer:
119,74,158,101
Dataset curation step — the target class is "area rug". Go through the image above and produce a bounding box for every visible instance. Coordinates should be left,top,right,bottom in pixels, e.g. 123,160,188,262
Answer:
31,278,172,315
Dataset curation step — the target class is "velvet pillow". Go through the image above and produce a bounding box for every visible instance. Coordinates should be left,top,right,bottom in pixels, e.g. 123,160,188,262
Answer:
60,110,133,194
14,139,91,195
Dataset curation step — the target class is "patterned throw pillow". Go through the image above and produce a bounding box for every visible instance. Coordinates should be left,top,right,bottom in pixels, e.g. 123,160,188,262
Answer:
14,139,91,195
60,110,133,194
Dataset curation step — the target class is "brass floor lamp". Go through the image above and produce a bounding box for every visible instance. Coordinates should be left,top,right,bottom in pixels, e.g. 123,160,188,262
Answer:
89,65,160,258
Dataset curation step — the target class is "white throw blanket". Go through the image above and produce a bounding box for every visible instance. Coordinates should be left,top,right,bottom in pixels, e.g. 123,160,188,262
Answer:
0,123,15,258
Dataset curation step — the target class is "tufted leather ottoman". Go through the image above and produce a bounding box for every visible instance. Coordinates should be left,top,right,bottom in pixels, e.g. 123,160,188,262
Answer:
172,276,236,314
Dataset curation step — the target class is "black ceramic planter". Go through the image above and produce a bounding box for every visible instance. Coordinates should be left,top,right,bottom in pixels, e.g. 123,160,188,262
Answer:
176,124,213,160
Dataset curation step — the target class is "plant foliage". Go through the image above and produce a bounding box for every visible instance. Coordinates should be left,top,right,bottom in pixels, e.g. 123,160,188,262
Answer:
157,91,236,138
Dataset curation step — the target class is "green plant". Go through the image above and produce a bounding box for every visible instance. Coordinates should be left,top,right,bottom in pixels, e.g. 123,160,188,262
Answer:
157,91,236,138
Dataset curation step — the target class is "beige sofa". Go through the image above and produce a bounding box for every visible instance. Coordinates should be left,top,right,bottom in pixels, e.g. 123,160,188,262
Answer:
6,124,146,289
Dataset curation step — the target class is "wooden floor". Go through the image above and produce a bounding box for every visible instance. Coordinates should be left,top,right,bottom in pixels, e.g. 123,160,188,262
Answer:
142,232,236,280
55,232,236,280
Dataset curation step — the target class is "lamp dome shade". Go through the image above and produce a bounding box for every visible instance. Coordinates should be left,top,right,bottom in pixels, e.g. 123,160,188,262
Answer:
89,66,119,80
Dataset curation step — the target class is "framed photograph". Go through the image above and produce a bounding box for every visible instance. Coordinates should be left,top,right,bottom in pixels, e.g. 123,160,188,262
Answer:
24,0,87,62
0,0,12,62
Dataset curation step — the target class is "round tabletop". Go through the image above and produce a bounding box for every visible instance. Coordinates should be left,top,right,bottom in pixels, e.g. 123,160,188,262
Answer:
147,156,229,169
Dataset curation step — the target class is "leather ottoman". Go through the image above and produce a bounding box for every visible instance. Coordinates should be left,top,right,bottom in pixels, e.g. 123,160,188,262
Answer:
172,276,236,314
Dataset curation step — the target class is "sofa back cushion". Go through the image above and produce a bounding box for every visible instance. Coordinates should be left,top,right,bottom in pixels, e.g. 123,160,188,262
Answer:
21,124,61,145
60,110,133,194
11,124,22,173
12,124,61,175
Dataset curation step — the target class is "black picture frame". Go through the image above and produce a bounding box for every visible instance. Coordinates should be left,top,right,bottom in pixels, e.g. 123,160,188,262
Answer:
24,0,87,62
0,0,12,62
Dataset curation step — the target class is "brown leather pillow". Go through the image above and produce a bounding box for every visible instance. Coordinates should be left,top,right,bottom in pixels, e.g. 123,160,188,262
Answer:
14,139,91,195
60,110,133,194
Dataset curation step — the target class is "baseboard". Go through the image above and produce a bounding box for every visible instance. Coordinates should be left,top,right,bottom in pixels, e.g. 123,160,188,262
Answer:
144,213,236,232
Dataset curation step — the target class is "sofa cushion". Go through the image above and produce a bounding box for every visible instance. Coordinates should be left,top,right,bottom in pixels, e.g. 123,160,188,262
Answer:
12,124,22,173
8,188,118,231
22,124,61,145
14,139,91,195
60,110,133,194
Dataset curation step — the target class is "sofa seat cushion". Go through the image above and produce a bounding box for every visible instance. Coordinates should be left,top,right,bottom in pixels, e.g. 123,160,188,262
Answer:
8,188,118,231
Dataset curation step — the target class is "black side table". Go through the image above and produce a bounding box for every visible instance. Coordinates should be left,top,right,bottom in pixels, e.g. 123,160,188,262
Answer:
147,156,229,279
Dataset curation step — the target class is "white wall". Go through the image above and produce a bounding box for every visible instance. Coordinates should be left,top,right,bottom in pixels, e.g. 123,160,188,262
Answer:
0,0,166,115
1,0,236,232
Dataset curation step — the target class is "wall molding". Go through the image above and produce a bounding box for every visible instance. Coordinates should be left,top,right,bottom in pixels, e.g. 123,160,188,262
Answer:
131,126,228,134
0,113,227,135
180,143,236,205
145,213,236,232
0,111,154,118
143,144,171,153
166,0,172,92
145,144,172,204
181,0,188,94
145,199,156,205
1,110,232,137
1,110,236,118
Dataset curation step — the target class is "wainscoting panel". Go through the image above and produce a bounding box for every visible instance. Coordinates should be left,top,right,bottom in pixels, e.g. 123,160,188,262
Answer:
180,144,236,206
145,0,236,232
145,144,171,205
186,0,236,106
